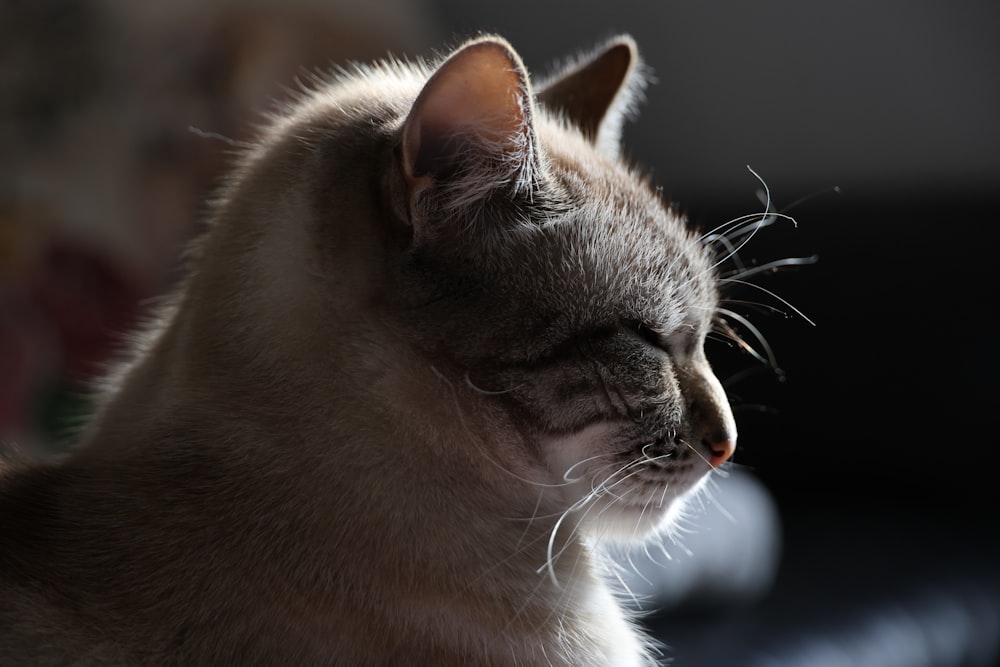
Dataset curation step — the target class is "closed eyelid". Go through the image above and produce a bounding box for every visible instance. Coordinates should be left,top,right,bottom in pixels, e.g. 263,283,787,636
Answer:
619,319,702,359
619,318,662,349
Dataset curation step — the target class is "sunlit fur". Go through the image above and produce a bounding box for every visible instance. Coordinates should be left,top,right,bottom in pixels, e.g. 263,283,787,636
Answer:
0,35,775,666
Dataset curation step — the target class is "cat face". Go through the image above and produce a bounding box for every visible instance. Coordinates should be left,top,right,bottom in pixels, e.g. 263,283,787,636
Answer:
387,37,736,541
201,36,735,544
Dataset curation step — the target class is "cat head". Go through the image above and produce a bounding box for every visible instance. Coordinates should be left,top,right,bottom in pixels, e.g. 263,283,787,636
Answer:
190,35,736,544
387,36,736,540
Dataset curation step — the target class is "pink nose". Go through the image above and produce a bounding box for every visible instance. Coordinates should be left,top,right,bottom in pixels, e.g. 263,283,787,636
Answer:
706,437,735,468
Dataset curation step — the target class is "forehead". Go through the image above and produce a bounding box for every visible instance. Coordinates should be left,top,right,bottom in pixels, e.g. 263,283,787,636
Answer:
488,167,718,338
540,128,701,268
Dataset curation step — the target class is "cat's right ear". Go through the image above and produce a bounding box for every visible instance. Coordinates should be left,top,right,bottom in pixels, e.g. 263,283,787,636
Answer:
395,37,539,245
537,36,644,157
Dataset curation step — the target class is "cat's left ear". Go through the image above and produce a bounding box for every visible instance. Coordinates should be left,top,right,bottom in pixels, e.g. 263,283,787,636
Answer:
397,37,539,243
537,36,645,157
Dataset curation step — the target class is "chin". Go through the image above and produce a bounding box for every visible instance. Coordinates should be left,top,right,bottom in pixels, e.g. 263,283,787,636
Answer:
580,475,706,544
543,425,717,544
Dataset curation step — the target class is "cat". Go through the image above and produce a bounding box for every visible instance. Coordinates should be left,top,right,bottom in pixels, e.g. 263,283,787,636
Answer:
0,34,737,666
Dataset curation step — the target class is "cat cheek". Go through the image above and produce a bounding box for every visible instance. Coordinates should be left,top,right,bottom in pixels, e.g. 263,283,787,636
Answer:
538,422,618,498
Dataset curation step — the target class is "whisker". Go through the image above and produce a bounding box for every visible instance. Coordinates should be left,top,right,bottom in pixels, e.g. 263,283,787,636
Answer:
578,458,638,499
639,442,666,463
707,331,740,348
679,437,729,479
714,313,771,367
701,232,748,273
628,491,654,543
608,558,645,609
595,456,665,497
464,371,514,395
695,212,760,243
698,210,781,245
673,167,800,301
707,209,799,275
722,279,816,327
541,490,599,587
778,183,841,213
722,255,818,281
541,452,664,584
717,298,788,317
656,477,672,509
640,542,658,567
703,478,737,525
514,488,546,552
624,546,654,588
721,365,778,389
499,532,569,635
561,451,616,482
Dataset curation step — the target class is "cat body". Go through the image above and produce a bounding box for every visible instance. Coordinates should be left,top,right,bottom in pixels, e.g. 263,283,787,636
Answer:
0,35,735,666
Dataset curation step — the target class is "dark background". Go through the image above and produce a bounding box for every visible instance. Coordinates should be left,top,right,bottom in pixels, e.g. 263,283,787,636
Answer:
3,1,998,665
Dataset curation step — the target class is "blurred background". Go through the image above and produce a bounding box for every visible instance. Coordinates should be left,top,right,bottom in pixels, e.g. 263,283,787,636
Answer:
2,1,998,665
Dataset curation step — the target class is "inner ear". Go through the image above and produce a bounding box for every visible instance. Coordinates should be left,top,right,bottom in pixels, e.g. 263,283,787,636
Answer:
401,38,534,207
537,38,636,144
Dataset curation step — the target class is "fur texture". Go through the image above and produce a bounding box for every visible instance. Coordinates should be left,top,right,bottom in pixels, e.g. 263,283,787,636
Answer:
0,35,737,666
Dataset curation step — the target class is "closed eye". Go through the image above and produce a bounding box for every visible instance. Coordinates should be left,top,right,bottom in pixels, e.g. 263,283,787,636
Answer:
620,318,664,350
536,319,668,364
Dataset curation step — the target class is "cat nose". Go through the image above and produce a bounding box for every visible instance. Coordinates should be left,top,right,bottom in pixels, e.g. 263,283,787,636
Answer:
704,433,735,468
